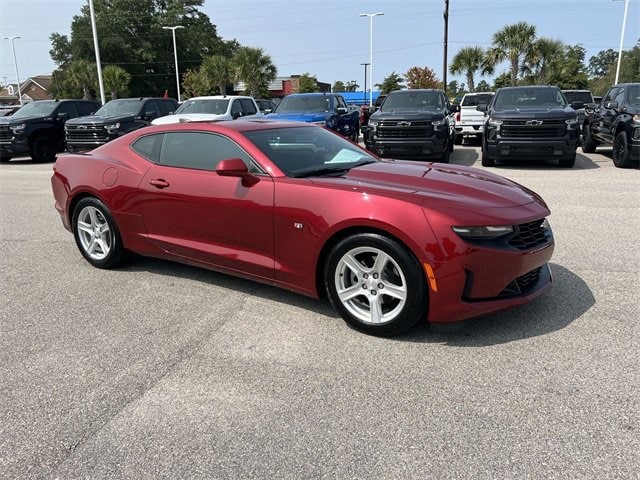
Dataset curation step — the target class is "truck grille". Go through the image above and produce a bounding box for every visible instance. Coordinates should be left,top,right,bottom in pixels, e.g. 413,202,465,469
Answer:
501,120,566,138
65,125,109,142
377,121,433,139
509,219,551,250
0,125,12,142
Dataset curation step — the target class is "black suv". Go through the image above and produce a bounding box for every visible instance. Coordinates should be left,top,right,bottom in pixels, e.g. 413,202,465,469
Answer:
479,86,581,168
365,89,454,162
65,97,177,152
0,99,99,162
582,83,640,168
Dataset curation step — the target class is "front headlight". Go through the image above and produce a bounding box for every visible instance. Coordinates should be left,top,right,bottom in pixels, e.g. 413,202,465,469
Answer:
432,118,446,129
565,117,579,126
452,225,514,239
105,123,120,134
633,114,640,122
487,117,503,127
10,123,26,133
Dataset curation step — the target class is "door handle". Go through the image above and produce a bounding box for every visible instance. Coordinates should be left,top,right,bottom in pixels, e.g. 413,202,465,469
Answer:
149,179,170,188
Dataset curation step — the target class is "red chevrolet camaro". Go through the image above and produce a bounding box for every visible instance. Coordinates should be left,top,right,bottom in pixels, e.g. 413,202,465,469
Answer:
51,120,554,336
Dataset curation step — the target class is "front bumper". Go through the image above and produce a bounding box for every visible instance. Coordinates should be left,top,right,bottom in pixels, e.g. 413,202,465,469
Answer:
0,138,30,156
486,138,578,159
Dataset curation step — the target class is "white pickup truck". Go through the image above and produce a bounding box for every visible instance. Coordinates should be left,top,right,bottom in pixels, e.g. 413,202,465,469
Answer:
453,92,494,144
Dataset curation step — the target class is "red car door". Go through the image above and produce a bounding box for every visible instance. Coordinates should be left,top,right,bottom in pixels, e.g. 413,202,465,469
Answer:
137,131,275,280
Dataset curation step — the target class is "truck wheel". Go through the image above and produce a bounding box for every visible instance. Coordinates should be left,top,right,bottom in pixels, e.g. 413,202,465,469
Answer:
454,134,463,145
448,136,454,153
0,154,11,163
30,135,56,163
559,153,576,168
351,124,359,142
612,131,635,168
581,124,597,153
481,138,495,167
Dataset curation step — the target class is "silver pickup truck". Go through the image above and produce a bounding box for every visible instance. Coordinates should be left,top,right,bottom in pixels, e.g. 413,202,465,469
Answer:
454,92,494,144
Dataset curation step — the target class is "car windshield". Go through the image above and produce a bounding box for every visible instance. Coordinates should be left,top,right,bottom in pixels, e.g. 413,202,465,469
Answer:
563,91,593,104
275,96,331,113
494,88,566,109
95,100,144,116
11,101,57,118
380,91,444,111
175,99,230,114
461,94,494,106
244,126,377,178
628,85,640,106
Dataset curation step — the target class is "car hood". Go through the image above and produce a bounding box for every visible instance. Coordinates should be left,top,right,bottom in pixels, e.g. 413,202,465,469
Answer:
66,114,136,125
265,112,328,122
489,106,576,119
0,115,47,125
151,113,232,125
311,161,543,210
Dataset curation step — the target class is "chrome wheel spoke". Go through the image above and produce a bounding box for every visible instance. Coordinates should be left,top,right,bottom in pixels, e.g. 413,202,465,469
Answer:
342,253,365,276
77,220,93,235
338,283,364,303
372,251,391,273
369,296,384,324
380,281,406,301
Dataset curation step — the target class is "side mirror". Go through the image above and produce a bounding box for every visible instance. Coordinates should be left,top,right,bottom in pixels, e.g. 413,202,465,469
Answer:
216,158,259,186
605,101,618,110
57,112,69,121
231,111,242,119
144,111,157,118
336,107,348,114
453,104,461,113
571,101,585,110
476,104,488,113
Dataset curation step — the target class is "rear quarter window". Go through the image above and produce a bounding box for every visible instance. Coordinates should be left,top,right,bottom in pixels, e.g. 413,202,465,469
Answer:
132,134,162,163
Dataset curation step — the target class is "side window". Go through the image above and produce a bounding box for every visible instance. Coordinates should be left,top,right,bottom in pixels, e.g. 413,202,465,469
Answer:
56,102,79,118
614,88,625,105
132,134,163,163
159,132,259,172
158,100,176,116
603,88,618,104
230,100,243,118
239,99,257,115
335,96,347,110
143,101,160,118
77,102,97,116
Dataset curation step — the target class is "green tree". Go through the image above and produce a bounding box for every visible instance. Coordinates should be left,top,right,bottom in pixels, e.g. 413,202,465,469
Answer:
201,55,232,95
446,80,466,98
492,72,512,90
344,80,359,92
405,66,439,89
333,80,346,92
449,46,488,92
485,22,537,86
523,37,564,85
65,60,97,99
587,48,618,78
50,0,237,97
376,72,405,94
182,67,211,98
547,44,589,89
476,80,491,92
102,65,131,99
233,46,277,97
297,73,318,93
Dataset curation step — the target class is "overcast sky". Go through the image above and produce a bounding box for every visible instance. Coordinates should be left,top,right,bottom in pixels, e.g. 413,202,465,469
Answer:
1,0,638,89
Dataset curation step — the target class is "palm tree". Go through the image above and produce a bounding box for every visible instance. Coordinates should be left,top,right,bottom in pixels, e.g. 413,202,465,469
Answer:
523,38,564,85
449,46,488,92
201,55,232,95
102,65,131,99
232,47,277,98
485,22,537,86
65,60,97,100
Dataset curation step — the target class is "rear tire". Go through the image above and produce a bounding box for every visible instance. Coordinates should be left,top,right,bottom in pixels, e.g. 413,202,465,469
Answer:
324,233,428,336
30,135,56,162
612,131,635,168
454,134,463,145
581,124,597,153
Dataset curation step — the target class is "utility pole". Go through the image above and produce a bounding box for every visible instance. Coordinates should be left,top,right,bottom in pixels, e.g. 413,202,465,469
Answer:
360,62,370,106
442,0,449,94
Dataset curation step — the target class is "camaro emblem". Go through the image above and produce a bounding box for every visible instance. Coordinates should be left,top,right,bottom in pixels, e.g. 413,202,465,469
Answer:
398,121,412,127
526,120,543,126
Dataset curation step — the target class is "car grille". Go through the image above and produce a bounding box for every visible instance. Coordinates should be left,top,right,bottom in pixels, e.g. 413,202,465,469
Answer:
65,124,109,142
515,267,542,291
376,120,433,139
0,125,11,141
509,220,551,250
501,119,566,138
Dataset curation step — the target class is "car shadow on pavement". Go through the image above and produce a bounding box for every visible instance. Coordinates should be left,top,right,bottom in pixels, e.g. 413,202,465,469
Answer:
397,263,595,346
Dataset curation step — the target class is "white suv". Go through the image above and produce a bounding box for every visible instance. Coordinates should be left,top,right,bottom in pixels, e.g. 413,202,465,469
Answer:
454,92,495,144
152,95,262,125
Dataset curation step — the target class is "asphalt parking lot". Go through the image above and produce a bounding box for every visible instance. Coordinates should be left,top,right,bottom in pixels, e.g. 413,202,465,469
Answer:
1,145,638,479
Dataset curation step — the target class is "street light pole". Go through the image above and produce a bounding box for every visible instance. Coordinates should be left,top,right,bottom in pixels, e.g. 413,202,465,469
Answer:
443,0,450,94
88,0,106,104
614,0,630,84
360,62,370,106
3,36,23,105
360,12,383,108
163,26,184,102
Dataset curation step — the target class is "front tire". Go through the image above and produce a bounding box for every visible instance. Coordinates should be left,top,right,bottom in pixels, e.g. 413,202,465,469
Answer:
30,135,56,162
612,131,635,168
559,152,576,168
72,197,127,269
0,154,11,163
581,124,597,153
324,233,428,336
481,137,495,167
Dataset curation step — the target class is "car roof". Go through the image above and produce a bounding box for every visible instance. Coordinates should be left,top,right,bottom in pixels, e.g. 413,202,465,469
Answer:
145,119,315,134
187,95,254,100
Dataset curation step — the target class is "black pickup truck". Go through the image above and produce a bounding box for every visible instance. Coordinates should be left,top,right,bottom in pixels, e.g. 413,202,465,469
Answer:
479,86,581,168
364,89,454,162
581,83,640,168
